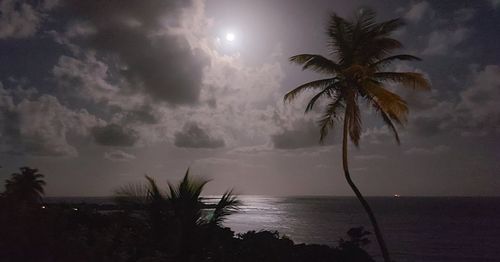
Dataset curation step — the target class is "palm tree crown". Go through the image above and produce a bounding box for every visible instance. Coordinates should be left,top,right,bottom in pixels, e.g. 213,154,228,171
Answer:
285,9,430,145
3,167,46,204
114,168,240,226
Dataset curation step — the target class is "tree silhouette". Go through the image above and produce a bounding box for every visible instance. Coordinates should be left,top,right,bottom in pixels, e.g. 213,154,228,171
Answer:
284,9,430,262
115,168,239,226
114,168,240,260
3,167,46,205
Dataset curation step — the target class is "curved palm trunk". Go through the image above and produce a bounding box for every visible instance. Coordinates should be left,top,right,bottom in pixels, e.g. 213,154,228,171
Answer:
342,114,391,262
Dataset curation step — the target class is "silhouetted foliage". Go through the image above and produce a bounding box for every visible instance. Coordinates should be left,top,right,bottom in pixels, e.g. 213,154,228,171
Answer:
3,167,45,205
340,226,372,248
285,8,431,262
0,166,375,261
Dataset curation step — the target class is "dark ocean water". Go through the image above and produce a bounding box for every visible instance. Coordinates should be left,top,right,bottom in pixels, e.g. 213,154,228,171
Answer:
46,196,500,262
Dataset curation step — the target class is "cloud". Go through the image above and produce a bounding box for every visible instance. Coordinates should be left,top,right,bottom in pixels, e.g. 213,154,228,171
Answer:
456,65,500,135
408,65,500,137
361,126,396,145
271,119,327,149
49,0,288,151
120,105,159,125
453,8,476,23
422,27,469,56
0,85,101,156
194,157,258,169
104,150,136,162
91,124,139,147
53,53,162,127
50,0,287,149
53,54,119,103
174,122,225,149
489,0,500,8
404,145,450,155
409,101,454,137
229,144,273,155
404,1,431,23
0,0,60,39
0,0,41,39
62,0,210,105
354,154,387,160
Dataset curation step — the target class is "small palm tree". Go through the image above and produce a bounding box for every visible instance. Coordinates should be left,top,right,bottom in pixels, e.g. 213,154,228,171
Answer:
115,169,239,260
114,168,240,227
285,9,430,262
3,167,46,204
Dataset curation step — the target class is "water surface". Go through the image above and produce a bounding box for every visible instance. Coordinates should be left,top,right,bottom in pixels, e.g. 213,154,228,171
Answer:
46,196,500,261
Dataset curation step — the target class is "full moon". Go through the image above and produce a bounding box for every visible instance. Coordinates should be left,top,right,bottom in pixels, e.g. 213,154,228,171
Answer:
226,33,235,42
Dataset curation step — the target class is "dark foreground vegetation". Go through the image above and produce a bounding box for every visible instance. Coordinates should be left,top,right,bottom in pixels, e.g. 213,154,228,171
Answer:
0,167,375,262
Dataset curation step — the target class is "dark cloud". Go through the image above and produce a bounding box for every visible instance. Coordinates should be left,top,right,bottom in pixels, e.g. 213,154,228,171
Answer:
64,0,210,105
410,114,447,137
0,0,60,39
271,119,334,149
489,0,500,9
121,105,159,125
91,124,138,147
408,65,500,137
53,54,118,103
104,150,136,162
174,122,225,149
403,1,432,23
404,145,450,155
422,27,469,56
455,65,500,135
0,0,41,39
0,85,99,156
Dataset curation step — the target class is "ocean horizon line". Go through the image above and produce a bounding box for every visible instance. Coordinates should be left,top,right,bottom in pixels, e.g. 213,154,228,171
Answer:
43,194,500,199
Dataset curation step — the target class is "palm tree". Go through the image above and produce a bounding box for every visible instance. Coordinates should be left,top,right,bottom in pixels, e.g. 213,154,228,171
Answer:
115,168,239,260
114,168,240,226
3,167,46,204
167,169,240,227
284,9,430,262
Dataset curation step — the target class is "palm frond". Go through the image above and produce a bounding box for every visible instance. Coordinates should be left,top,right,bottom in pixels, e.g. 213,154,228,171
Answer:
362,81,408,124
145,175,166,203
318,97,344,142
305,83,339,113
372,17,404,36
114,183,149,207
359,37,403,63
284,78,337,102
327,13,352,62
370,54,421,69
353,8,377,34
289,54,340,74
175,169,210,200
209,190,241,226
374,72,430,90
370,100,401,144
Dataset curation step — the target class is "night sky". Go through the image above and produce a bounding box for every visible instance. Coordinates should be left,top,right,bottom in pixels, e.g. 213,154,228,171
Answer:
0,0,499,196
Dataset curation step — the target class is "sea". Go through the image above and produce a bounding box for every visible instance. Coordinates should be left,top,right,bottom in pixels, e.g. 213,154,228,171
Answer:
45,196,500,262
